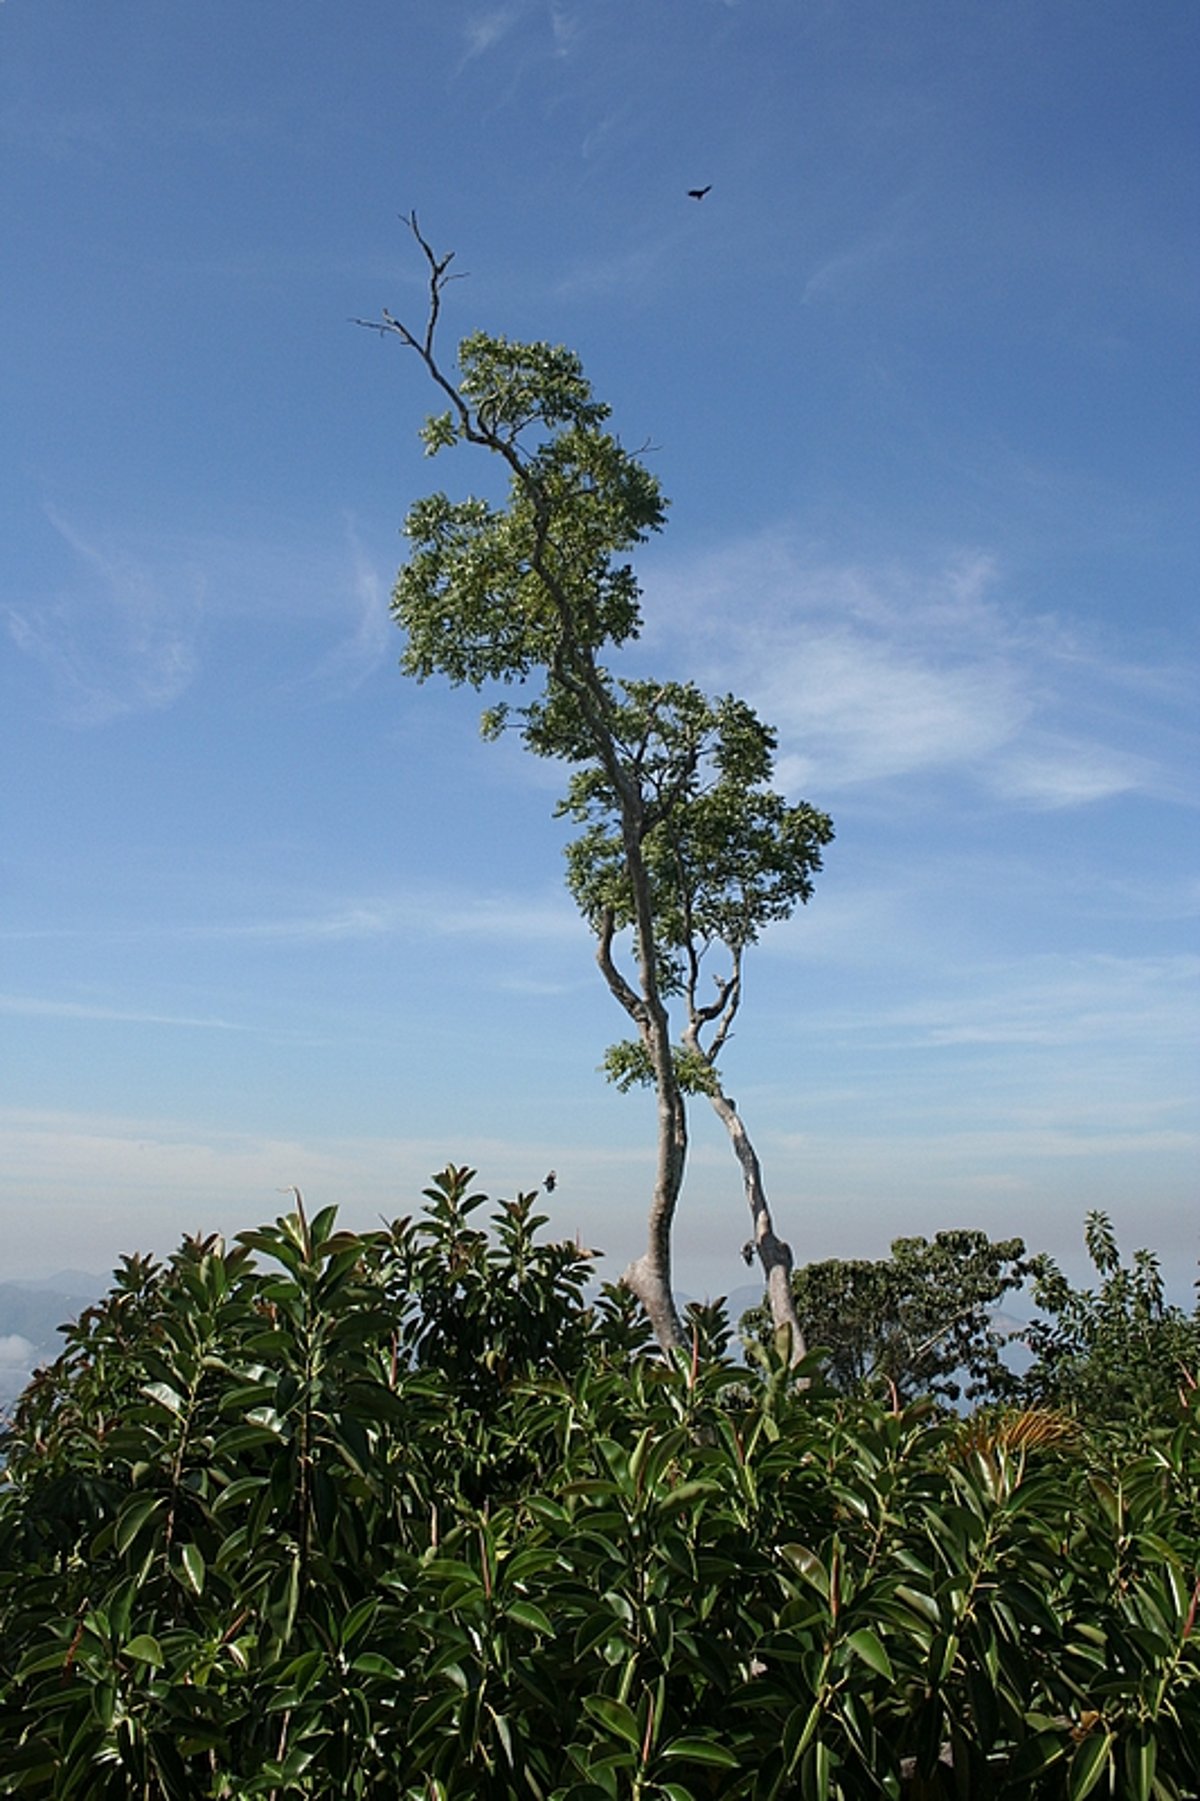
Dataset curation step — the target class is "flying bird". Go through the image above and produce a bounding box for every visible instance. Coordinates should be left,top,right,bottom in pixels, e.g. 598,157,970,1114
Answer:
688,185,712,200
544,1170,557,1193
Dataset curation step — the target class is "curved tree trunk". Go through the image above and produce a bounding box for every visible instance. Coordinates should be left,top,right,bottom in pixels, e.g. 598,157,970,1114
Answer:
595,908,688,1355
621,1079,688,1354
705,1085,808,1372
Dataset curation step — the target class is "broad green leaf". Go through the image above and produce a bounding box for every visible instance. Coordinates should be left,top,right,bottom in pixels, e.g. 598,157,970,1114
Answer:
141,1380,186,1416
896,1583,940,1625
844,1627,893,1681
574,1609,628,1661
1007,1730,1067,1781
659,1737,739,1768
1068,1730,1113,1801
506,1599,554,1634
1123,1732,1156,1801
780,1544,829,1599
16,1642,76,1681
124,1634,164,1667
583,1695,642,1749
656,1479,721,1517
178,1543,205,1596
804,1738,832,1801
114,1494,165,1556
351,1652,405,1679
490,1709,514,1766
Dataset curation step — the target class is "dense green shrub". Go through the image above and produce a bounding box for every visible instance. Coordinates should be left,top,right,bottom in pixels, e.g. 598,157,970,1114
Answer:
1,1173,1197,1798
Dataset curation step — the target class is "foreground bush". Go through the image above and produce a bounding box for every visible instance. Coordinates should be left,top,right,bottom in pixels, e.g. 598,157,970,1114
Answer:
1,1171,1197,1798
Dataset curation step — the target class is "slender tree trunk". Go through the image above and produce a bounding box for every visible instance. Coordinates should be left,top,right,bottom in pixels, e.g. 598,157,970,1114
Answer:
621,1080,688,1354
594,908,688,1355
704,1085,808,1371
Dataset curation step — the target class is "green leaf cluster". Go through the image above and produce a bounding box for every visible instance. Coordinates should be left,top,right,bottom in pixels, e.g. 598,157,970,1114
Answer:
557,681,833,980
396,335,665,694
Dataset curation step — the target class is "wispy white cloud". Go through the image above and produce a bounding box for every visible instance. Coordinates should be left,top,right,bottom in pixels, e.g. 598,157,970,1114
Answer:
987,737,1145,809
579,106,632,162
6,510,202,725
549,3,582,57
801,198,918,305
646,533,1196,808
284,526,392,700
461,6,523,60
780,952,1199,1061
0,888,586,950
879,952,1200,1050
460,1,583,65
174,889,584,948
554,238,674,302
0,995,248,1031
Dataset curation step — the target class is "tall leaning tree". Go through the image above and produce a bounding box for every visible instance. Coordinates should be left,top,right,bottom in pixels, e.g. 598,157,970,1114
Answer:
362,219,830,1357
556,678,832,1360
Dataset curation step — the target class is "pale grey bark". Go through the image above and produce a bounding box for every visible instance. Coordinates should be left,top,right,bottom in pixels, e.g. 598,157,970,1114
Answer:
596,909,687,1351
704,1084,807,1370
681,954,807,1370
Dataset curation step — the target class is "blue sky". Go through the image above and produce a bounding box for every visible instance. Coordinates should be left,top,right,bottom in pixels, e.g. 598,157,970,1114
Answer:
2,0,1196,1300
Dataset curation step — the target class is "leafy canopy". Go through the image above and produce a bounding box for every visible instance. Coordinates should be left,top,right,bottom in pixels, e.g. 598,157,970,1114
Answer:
557,679,832,962
396,333,665,697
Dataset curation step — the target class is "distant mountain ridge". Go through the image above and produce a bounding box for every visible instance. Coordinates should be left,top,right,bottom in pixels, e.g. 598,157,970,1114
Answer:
0,1276,105,1415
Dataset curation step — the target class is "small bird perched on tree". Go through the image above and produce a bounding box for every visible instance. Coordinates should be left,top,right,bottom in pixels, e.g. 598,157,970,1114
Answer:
688,185,712,200
544,1170,557,1193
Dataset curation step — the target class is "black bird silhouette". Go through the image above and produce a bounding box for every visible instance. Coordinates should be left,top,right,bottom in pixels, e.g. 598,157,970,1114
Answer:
544,1170,557,1193
688,185,712,200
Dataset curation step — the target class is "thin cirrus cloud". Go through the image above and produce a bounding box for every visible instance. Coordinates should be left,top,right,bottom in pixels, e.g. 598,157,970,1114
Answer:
283,531,393,701
0,994,246,1037
461,1,582,61
886,950,1196,1051
0,890,585,951
6,510,202,726
800,198,919,307
460,6,523,61
987,737,1146,810
0,994,248,1032
839,952,1200,1052
168,889,585,949
646,533,1191,806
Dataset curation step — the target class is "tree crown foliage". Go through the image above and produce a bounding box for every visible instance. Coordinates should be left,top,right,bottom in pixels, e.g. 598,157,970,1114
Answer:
396,332,665,703
556,680,832,963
